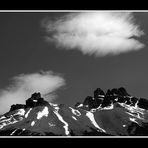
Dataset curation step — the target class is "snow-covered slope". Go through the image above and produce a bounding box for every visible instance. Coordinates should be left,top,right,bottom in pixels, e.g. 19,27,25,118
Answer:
0,87,148,136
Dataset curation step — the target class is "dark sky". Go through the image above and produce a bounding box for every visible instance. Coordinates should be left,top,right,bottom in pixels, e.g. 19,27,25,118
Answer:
0,12,148,107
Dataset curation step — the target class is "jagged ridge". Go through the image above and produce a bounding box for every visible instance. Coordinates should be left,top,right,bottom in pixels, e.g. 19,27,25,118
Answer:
76,87,148,111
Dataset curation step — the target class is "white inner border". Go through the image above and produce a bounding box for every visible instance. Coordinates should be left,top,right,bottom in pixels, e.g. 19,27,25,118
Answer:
0,10,148,12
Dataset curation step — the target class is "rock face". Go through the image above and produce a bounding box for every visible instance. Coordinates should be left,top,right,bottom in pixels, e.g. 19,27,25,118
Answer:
137,98,148,110
82,87,131,110
1,87,148,136
118,87,130,96
94,88,105,98
10,104,26,112
106,87,129,96
26,92,49,107
9,93,46,112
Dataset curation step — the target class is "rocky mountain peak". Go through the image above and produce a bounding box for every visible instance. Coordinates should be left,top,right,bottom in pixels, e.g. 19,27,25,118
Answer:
117,87,130,96
80,87,132,111
106,87,129,96
9,104,26,112
26,92,49,107
94,88,105,98
9,92,49,112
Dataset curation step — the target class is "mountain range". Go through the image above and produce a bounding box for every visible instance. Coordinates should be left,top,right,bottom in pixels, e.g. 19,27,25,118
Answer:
0,87,148,136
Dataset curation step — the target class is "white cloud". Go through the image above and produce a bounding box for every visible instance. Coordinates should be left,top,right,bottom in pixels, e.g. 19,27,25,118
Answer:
0,71,65,114
44,12,144,56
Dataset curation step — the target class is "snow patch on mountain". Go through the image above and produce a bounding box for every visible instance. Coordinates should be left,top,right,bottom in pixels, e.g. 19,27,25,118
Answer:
0,116,5,120
69,107,81,116
86,111,106,133
77,104,83,108
101,103,114,110
0,117,18,129
53,109,70,136
14,109,25,116
25,108,32,118
10,129,18,135
72,116,77,120
119,102,146,121
31,121,36,126
48,122,56,127
129,117,139,124
37,107,49,120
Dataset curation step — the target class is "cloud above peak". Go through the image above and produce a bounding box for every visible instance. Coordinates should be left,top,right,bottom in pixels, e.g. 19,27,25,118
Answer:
0,71,65,114
43,12,144,56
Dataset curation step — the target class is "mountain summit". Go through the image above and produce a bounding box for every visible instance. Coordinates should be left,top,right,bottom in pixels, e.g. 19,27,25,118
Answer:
0,87,148,136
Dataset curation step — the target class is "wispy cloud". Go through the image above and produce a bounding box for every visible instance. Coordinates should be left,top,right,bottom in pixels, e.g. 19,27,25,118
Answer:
0,71,65,114
43,12,144,57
